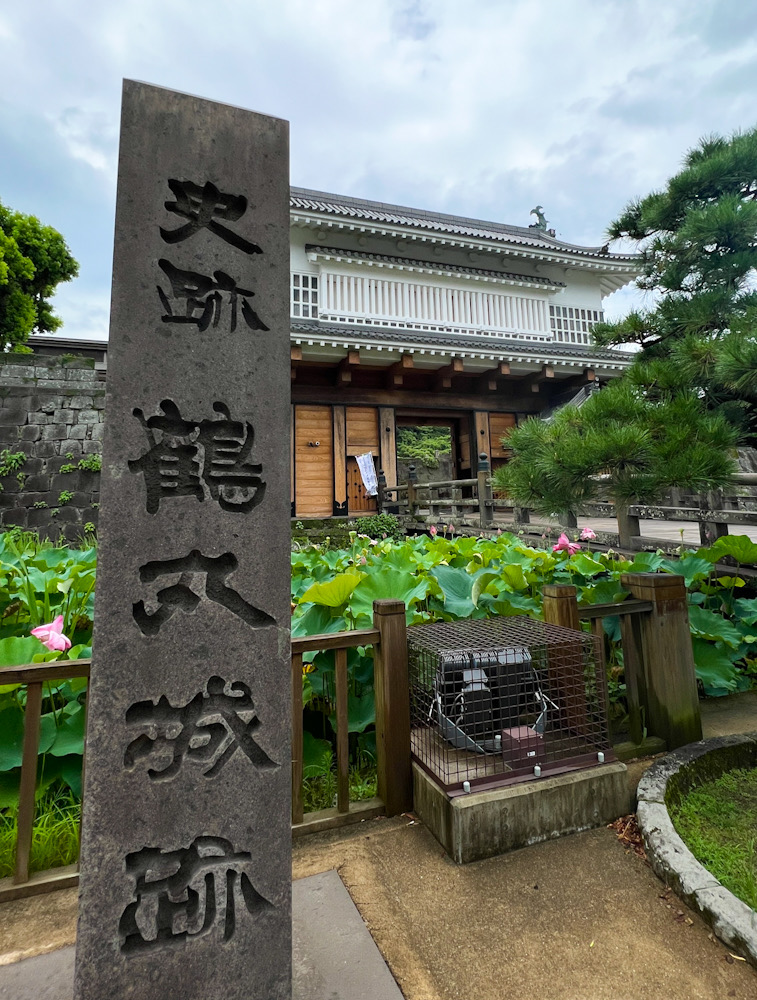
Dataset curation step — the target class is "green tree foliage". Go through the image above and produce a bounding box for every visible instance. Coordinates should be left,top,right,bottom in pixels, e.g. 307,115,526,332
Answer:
396,425,452,468
497,128,757,513
0,200,79,351
592,127,757,441
494,382,737,519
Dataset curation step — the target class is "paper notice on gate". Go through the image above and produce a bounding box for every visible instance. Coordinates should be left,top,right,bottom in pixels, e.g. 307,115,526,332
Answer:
356,452,378,496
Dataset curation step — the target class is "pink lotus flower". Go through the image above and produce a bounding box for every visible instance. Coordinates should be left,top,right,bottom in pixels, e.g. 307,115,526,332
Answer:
580,527,597,541
429,525,437,537
552,533,581,556
447,524,455,534
30,615,71,653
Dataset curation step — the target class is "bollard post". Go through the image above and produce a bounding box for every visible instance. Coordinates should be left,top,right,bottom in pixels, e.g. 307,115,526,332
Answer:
477,452,494,529
617,503,641,549
406,464,418,515
699,488,729,546
377,468,386,514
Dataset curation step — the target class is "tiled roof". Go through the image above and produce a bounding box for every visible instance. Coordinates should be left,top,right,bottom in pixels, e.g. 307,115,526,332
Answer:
305,245,565,289
291,187,637,264
290,319,632,365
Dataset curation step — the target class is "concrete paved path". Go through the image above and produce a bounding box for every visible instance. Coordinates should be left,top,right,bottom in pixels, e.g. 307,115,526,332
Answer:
1,693,756,1000
0,870,402,1000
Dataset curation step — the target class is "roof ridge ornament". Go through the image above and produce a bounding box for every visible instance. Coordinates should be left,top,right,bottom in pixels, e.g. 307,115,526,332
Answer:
529,205,551,233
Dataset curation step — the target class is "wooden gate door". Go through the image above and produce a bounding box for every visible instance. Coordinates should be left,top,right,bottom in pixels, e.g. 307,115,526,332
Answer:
294,405,334,517
347,457,377,515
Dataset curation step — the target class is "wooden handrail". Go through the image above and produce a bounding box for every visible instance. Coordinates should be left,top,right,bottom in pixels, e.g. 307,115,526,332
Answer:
411,478,478,490
0,658,91,685
291,628,379,654
577,600,653,620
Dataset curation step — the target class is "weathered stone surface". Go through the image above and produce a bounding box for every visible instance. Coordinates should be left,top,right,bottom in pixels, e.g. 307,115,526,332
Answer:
74,82,291,1000
637,736,757,967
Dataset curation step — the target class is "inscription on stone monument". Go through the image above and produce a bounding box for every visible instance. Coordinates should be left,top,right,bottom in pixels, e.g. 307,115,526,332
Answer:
119,836,273,954
124,675,279,781
130,400,266,513
74,82,290,1000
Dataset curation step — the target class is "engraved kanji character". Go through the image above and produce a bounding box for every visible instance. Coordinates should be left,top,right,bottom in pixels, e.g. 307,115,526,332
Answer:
160,179,263,255
124,675,279,780
197,403,266,512
157,260,269,333
128,401,202,514
119,837,273,954
132,550,276,635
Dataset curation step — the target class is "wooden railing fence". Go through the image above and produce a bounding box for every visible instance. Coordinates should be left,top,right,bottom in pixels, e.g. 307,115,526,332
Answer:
0,600,414,902
544,573,702,757
291,598,412,834
0,658,90,902
381,462,757,553
0,576,703,900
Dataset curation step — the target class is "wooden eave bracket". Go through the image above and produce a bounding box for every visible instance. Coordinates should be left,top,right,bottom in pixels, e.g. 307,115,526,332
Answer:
477,361,511,392
291,344,303,380
525,365,555,393
338,349,361,384
432,356,465,391
385,353,414,388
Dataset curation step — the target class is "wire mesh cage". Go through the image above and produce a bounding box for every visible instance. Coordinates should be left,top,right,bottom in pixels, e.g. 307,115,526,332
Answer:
408,617,613,794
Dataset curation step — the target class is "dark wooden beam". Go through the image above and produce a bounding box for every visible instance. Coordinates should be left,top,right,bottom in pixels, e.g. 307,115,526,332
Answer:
554,367,596,392
292,382,545,413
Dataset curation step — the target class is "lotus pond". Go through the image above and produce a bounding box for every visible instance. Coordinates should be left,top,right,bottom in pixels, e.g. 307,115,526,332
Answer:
2,525,757,874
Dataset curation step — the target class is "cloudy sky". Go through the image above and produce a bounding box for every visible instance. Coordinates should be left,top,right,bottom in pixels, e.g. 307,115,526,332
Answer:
1,0,756,340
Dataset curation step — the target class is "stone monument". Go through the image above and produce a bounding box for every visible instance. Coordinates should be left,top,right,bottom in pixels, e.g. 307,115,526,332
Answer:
74,81,291,999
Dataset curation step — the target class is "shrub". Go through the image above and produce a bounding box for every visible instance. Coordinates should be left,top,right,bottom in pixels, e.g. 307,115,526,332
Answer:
354,512,404,543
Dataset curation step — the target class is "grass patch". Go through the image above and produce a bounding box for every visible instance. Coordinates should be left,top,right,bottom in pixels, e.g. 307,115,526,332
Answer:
669,767,757,910
302,758,378,814
0,782,80,879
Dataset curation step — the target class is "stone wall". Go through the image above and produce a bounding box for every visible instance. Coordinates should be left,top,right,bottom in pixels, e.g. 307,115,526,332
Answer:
0,355,104,542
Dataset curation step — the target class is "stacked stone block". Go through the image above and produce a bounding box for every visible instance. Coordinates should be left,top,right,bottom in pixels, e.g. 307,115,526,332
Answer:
0,355,104,542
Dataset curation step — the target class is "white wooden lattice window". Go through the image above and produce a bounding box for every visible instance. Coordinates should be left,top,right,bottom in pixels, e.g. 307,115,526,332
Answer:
291,273,319,318
549,305,602,345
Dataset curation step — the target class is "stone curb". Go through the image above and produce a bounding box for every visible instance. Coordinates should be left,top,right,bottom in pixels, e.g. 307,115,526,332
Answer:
636,734,757,967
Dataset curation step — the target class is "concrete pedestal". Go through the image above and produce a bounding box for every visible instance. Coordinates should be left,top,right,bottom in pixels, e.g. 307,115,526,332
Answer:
413,761,628,864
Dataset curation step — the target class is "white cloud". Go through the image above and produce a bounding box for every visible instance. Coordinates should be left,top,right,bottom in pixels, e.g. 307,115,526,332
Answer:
1,0,756,337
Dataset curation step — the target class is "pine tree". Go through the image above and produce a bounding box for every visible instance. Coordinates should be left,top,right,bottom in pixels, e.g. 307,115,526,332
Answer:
496,128,757,516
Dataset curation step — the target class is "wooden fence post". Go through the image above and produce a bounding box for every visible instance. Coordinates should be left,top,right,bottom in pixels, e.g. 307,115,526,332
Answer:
373,599,412,816
542,584,588,733
620,572,702,749
14,681,43,884
291,652,304,825
477,452,494,529
542,584,579,631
